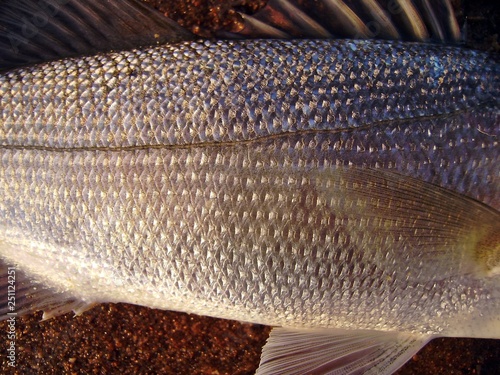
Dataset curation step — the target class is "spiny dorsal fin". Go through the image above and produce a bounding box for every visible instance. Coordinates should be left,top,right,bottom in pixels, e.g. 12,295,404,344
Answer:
228,0,461,42
0,0,194,71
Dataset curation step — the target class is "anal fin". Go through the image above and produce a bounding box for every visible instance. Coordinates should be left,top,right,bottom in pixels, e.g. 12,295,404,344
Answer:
256,327,431,375
1,258,95,321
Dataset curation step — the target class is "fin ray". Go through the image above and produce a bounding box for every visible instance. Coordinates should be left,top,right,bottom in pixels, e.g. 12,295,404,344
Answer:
0,0,194,70
230,0,460,42
314,167,500,278
256,327,431,375
1,257,94,321
254,165,500,279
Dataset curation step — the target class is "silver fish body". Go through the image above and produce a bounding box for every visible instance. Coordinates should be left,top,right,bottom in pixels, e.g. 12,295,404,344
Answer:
1,39,498,202
1,37,499,373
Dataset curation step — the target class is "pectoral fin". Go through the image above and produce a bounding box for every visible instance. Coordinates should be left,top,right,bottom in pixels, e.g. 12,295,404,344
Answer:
308,167,500,279
256,327,431,375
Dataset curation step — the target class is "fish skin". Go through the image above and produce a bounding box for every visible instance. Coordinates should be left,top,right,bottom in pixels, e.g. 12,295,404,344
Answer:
0,1,500,374
1,37,499,324
1,39,498,205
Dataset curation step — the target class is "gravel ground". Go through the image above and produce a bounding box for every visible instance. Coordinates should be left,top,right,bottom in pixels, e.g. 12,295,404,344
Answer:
1,1,499,374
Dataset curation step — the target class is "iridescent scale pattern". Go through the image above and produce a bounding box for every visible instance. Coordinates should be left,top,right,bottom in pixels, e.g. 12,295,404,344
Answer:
0,39,498,336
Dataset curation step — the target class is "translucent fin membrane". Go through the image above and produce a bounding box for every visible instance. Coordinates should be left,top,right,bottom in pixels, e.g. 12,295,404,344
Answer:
256,327,431,375
230,0,461,43
0,0,194,70
0,258,94,321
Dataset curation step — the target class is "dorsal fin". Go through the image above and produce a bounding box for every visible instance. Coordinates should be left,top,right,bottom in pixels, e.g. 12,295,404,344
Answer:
227,0,461,43
0,0,194,71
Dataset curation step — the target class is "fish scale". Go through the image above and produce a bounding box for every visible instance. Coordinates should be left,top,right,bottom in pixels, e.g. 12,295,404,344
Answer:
1,39,498,205
0,126,497,332
0,1,499,373
0,39,497,148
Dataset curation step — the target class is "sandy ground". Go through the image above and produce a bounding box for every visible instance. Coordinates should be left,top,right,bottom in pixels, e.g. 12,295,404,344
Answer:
1,0,499,374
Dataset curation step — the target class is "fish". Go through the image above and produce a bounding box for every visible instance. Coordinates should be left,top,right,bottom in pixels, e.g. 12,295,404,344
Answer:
0,0,499,374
